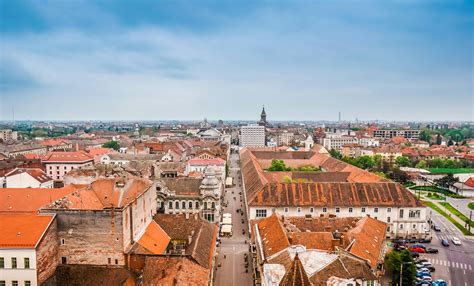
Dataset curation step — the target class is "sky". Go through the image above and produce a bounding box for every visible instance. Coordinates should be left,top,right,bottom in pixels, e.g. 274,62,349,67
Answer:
0,0,473,121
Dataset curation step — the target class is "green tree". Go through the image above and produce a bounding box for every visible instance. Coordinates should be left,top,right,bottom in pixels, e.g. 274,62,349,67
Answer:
436,134,442,145
355,155,375,170
435,174,459,188
268,159,287,171
373,154,383,171
329,149,343,160
103,141,120,151
415,160,427,169
385,250,416,286
395,156,411,167
419,130,431,143
390,168,410,183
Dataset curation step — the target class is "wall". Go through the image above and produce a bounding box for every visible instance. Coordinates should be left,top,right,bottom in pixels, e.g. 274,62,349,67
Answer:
6,172,41,188
45,161,94,181
0,248,37,286
49,210,126,265
36,217,59,285
249,205,428,238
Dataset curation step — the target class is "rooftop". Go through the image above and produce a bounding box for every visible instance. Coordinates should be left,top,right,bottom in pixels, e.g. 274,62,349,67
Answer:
0,213,55,249
42,151,93,163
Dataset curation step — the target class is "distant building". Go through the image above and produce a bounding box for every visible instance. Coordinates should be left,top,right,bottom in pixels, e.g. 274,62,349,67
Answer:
0,129,18,141
278,131,294,146
186,158,226,181
240,124,265,147
373,129,420,140
42,151,94,181
258,106,268,127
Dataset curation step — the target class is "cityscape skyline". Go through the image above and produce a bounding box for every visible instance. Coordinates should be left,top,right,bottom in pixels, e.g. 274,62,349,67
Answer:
1,0,473,121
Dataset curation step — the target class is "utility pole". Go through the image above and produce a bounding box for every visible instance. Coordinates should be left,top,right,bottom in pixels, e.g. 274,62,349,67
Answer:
469,211,472,234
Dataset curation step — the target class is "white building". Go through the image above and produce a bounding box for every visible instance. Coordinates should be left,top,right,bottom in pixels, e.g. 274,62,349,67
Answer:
42,151,94,181
0,129,18,141
240,124,265,147
278,131,294,146
186,158,226,181
323,136,358,151
5,168,54,188
0,213,58,286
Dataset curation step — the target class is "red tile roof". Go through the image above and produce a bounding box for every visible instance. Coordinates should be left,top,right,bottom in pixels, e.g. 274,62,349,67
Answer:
0,213,55,249
0,185,82,212
137,221,170,254
257,214,290,258
465,177,474,188
42,151,93,163
187,158,225,166
39,139,70,147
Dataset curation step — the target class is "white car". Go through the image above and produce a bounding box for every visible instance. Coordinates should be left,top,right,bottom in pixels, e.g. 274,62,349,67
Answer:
452,237,462,245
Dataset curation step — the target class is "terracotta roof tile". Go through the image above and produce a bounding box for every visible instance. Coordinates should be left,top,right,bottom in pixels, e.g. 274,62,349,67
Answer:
257,214,290,258
137,221,170,254
0,213,55,248
42,151,93,163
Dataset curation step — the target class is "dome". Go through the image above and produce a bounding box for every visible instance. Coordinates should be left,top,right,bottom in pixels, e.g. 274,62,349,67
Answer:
201,167,219,187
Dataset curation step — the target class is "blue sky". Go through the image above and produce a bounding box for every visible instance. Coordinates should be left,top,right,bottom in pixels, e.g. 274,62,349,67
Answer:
0,0,472,121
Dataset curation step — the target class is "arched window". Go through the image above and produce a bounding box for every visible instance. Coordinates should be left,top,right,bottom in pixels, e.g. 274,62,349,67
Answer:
204,202,208,210
169,201,173,209
175,201,179,209
189,201,193,209
195,201,199,209
211,202,215,209
182,201,186,209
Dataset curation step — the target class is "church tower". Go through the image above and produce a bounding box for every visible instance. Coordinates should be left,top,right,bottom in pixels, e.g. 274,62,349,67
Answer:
259,106,267,126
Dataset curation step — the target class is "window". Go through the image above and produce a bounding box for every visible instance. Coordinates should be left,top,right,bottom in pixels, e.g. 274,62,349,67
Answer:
361,207,366,213
335,207,340,213
61,239,65,245
399,224,404,230
169,201,173,209
374,217,378,220
387,217,391,223
25,282,31,286
61,257,67,264
11,257,17,268
374,207,379,213
297,207,301,213
24,258,30,269
322,207,327,213
175,201,179,209
0,281,4,286
189,201,193,209
12,282,18,286
387,208,391,213
195,201,199,209
256,209,267,218
108,258,111,264
413,224,417,229
115,259,118,265
182,201,186,209
310,207,314,213
348,207,353,213
387,226,391,232
409,210,421,219
284,207,289,213
204,202,208,210
399,209,404,218
211,202,216,209
0,257,3,268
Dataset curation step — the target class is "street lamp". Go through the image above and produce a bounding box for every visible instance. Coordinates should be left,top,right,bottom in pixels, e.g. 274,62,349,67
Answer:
400,261,412,286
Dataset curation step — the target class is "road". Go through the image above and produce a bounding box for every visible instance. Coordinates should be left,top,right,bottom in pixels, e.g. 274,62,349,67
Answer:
214,151,253,286
445,197,473,224
418,210,474,286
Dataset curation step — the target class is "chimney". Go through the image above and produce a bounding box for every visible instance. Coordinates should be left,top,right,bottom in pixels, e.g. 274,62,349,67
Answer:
188,235,193,245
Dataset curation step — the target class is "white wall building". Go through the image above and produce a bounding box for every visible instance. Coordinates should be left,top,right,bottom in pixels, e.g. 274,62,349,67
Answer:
240,124,265,147
5,168,54,188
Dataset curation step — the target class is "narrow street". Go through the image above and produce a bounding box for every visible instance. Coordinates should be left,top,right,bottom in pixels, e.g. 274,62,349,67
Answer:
214,150,253,286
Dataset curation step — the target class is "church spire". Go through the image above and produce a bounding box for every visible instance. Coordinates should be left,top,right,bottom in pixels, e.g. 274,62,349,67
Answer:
259,106,267,126
279,253,312,286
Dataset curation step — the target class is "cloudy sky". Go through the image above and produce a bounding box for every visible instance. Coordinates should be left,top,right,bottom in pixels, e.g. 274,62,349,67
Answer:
0,0,472,121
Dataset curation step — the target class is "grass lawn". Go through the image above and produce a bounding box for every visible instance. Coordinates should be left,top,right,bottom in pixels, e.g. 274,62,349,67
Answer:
403,182,416,188
439,202,474,228
422,201,472,236
469,202,474,210
428,168,474,174
411,185,465,198
426,193,445,200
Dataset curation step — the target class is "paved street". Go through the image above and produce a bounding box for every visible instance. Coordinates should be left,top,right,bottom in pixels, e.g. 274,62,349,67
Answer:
214,151,253,286
445,197,473,222
419,211,474,286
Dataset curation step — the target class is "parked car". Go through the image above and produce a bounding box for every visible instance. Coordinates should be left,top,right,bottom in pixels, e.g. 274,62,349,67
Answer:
411,244,427,249
416,281,432,286
426,248,439,253
407,238,418,243
416,272,431,278
433,279,447,286
433,225,441,232
416,261,433,268
416,258,429,264
417,276,433,282
410,252,420,258
410,247,427,253
452,237,462,245
441,239,449,247
418,237,432,243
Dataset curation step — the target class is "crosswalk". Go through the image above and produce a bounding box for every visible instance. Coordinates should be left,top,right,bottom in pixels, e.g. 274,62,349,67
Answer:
426,258,472,270
433,233,463,241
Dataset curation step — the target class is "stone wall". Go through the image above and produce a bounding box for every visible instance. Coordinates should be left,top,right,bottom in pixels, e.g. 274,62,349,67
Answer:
51,210,126,265
36,216,59,285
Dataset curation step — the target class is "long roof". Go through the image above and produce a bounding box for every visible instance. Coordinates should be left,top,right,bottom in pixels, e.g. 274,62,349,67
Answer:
42,151,93,163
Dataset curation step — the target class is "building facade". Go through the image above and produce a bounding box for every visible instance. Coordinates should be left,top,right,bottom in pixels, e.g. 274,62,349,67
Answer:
240,125,265,147
42,151,94,181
